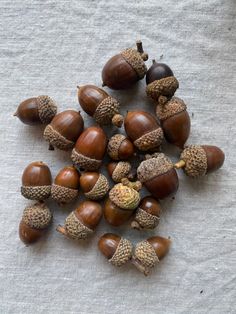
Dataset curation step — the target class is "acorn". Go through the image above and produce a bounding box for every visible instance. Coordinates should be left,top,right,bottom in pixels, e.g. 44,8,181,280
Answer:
19,202,52,244
56,200,102,240
98,233,133,267
124,111,164,151
80,172,109,200
107,161,134,183
14,96,57,125
107,134,135,160
51,166,80,205
71,126,107,171
78,85,123,127
175,145,225,177
146,60,179,103
156,97,191,149
132,236,171,275
21,161,52,200
137,153,179,199
44,110,84,150
131,196,161,230
102,40,148,90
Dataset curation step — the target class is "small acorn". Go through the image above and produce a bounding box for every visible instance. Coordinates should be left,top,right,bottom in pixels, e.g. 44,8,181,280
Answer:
21,161,52,200
14,96,57,125
80,172,109,200
156,97,191,149
51,166,80,205
44,110,84,150
71,126,107,171
102,40,148,90
98,233,133,267
124,111,164,151
107,161,135,183
107,134,135,160
132,236,171,275
146,60,179,103
137,153,179,199
131,196,161,230
175,145,225,177
19,202,52,244
78,85,123,127
57,200,102,240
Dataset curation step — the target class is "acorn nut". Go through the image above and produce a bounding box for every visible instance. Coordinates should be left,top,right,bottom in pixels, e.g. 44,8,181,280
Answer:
107,134,135,160
107,161,134,183
80,172,109,200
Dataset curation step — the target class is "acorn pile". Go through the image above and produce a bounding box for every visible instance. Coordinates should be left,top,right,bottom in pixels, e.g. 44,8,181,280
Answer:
15,41,225,276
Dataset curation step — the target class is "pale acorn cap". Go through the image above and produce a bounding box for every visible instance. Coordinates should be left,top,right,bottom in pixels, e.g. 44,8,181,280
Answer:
109,238,133,267
180,145,208,177
64,211,93,240
22,202,52,230
37,95,57,124
156,97,187,121
133,240,159,269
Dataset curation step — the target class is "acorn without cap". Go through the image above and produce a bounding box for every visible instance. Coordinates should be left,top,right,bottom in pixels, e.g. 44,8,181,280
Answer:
51,166,80,205
107,134,135,160
21,161,52,200
102,41,148,90
14,96,57,125
44,110,84,150
80,172,109,200
78,85,123,127
175,145,225,177
57,200,102,240
107,161,134,183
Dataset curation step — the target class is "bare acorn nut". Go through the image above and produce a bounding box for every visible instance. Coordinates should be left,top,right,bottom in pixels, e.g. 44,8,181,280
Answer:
44,110,84,150
175,145,225,177
124,111,164,151
132,236,171,275
98,233,133,267
14,96,57,125
80,172,109,200
51,166,80,205
131,196,161,230
102,40,148,90
19,202,52,244
146,60,179,103
78,85,123,127
71,126,107,171
21,161,52,200
107,161,134,183
107,134,135,160
56,200,102,240
137,153,179,199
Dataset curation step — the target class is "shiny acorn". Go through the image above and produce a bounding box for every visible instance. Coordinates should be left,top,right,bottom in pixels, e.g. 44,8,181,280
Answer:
107,134,135,160
107,161,134,183
80,172,109,200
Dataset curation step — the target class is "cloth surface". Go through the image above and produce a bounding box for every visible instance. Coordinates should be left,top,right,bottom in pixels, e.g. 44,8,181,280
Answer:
0,0,235,313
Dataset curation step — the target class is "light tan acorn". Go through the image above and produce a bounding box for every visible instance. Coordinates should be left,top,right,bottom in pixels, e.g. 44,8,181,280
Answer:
107,161,135,183
107,134,135,160
79,172,109,200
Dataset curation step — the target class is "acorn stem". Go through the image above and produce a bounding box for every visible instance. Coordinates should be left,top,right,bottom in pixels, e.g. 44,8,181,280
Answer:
56,225,67,236
13,111,18,117
130,220,141,230
48,143,54,151
174,160,186,169
131,257,149,276
136,40,144,53
112,114,124,128
152,59,156,64
102,82,106,87
158,96,168,106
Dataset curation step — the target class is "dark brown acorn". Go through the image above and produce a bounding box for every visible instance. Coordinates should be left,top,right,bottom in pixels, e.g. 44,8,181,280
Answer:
107,134,135,160
44,110,84,150
78,85,123,127
102,41,148,90
80,172,109,200
107,161,135,183
175,145,225,177
14,96,57,125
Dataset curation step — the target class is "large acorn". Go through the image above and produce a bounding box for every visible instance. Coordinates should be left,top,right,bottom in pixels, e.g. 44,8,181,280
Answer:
80,172,109,200
78,85,123,127
137,153,179,199
175,145,225,177
19,202,52,244
44,110,84,150
102,41,148,90
107,134,135,160
124,111,164,151
57,200,102,240
14,96,57,125
51,166,80,205
71,126,107,171
21,161,52,200
107,161,134,183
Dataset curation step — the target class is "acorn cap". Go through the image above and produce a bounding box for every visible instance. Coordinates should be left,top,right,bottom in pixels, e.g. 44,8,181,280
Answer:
22,202,52,230
37,95,57,124
51,184,78,204
132,207,160,230
84,174,109,200
146,76,179,101
180,145,207,177
133,240,159,269
107,134,126,160
21,185,51,200
65,211,93,240
71,148,102,171
121,48,147,79
134,127,164,151
109,238,133,267
111,161,132,183
44,124,74,150
156,97,186,121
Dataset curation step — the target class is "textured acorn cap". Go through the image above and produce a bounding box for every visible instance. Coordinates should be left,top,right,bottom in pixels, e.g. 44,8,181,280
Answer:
51,184,78,204
37,95,57,124
111,161,132,183
132,207,160,230
44,124,74,150
84,174,109,200
121,48,147,79
133,240,159,269
109,238,133,267
146,76,179,101
107,134,126,160
64,211,93,240
22,202,52,230
179,145,207,177
71,148,102,171
156,97,186,121
21,185,51,200
134,127,164,151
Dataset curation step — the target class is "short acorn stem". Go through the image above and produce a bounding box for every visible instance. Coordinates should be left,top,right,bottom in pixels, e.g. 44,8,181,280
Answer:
13,111,18,117
174,160,186,169
121,178,142,191
158,96,168,106
112,114,124,128
102,82,106,87
136,40,148,61
77,86,80,89
152,59,156,64
130,220,141,230
56,225,67,236
48,143,54,151
131,257,149,276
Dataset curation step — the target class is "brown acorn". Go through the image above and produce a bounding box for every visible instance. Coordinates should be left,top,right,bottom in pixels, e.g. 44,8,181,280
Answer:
132,236,171,275
71,126,107,171
56,200,102,240
137,153,179,199
98,233,133,267
175,145,225,177
78,85,123,127
44,110,84,150
21,161,52,200
107,134,135,160
102,41,148,90
124,111,164,151
19,202,52,244
131,196,161,230
156,97,191,149
51,166,80,205
80,172,109,200
107,161,134,183
14,96,57,125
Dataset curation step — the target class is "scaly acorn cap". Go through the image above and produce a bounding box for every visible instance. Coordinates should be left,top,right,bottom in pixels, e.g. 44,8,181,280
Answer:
44,124,74,150
107,134,126,160
64,211,93,240
111,161,132,183
156,97,186,121
51,184,78,205
109,238,133,267
37,95,57,124
22,202,52,230
71,148,102,171
84,174,109,200
133,240,159,270
146,76,179,102
134,127,164,151
21,185,51,201
132,207,160,230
